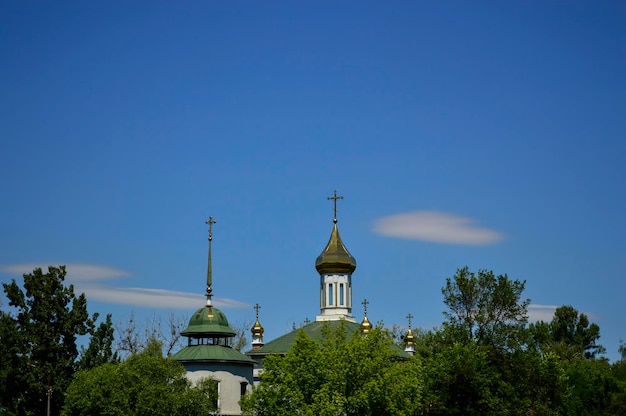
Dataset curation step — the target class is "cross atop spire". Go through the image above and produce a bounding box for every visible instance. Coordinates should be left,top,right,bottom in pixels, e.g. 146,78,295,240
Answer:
406,313,414,329
254,303,261,320
327,190,344,223
362,298,370,316
205,216,217,305
206,216,217,240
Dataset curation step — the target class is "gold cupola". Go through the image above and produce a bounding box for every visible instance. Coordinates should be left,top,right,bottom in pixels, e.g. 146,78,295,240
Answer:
315,222,357,275
251,319,264,338
315,190,357,275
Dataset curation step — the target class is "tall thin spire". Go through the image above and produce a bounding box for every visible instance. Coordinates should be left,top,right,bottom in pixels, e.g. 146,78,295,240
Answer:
327,189,344,224
205,216,217,306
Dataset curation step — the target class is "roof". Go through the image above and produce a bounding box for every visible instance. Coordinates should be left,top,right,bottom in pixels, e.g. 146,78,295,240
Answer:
247,320,359,356
315,222,357,274
180,305,236,337
172,344,254,364
246,320,410,359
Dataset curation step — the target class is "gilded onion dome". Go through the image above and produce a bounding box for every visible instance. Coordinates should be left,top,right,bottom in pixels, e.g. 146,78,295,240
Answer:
315,222,357,275
360,315,372,334
404,328,415,345
251,319,264,338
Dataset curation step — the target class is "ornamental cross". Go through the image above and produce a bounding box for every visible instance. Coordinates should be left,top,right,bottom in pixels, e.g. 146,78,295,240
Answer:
327,190,344,223
406,313,414,328
362,298,370,315
304,317,310,325
254,303,261,319
206,216,217,241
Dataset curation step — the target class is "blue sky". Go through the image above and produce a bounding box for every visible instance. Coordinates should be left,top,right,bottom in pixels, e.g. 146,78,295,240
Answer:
1,1,625,360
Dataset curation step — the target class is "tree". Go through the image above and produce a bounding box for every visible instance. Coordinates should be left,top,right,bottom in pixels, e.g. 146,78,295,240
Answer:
115,312,249,357
564,358,617,415
418,268,578,415
115,312,186,358
63,338,218,416
529,305,605,360
441,267,529,350
420,338,500,415
608,341,626,415
241,323,422,416
0,266,115,416
78,314,118,370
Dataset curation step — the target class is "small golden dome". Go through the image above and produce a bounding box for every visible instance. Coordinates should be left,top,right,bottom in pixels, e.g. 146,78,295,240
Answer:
251,319,264,337
360,316,372,334
315,223,357,275
403,328,415,345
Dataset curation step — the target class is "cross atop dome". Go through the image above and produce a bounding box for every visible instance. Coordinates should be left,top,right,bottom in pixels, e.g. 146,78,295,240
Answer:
327,190,344,224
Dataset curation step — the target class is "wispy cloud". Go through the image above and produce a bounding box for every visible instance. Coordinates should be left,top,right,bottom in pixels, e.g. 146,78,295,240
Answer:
373,211,504,245
527,304,599,323
80,285,249,309
527,304,558,322
0,263,249,310
0,263,131,281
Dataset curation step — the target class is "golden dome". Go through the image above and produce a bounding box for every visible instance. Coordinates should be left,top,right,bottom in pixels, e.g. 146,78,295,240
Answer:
251,319,264,337
315,222,357,275
360,316,372,334
403,328,415,345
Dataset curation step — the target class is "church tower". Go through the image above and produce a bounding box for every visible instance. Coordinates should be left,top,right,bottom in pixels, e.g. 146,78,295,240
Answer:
172,217,254,415
315,190,357,323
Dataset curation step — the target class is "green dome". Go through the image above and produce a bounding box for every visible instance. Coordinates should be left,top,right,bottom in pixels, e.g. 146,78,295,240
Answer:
315,223,357,274
181,306,236,337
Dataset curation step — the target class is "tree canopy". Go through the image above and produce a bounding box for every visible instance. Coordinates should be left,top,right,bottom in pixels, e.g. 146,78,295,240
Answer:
241,323,422,416
0,266,115,416
441,267,529,350
529,305,606,360
62,338,218,416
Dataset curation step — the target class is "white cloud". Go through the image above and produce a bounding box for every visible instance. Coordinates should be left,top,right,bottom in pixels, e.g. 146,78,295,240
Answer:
0,263,131,281
527,304,600,323
80,285,249,309
373,211,504,245
0,263,248,310
527,304,558,322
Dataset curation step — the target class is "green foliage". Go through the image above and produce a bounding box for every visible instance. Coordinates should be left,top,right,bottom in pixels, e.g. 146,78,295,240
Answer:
62,338,218,416
529,305,605,360
78,314,118,370
442,267,529,350
609,345,626,415
241,323,422,416
563,358,617,415
0,266,115,416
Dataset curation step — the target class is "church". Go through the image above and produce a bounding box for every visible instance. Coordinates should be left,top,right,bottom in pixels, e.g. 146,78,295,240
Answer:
172,192,416,415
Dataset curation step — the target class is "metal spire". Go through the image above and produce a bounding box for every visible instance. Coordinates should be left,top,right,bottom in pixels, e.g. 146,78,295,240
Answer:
205,216,216,305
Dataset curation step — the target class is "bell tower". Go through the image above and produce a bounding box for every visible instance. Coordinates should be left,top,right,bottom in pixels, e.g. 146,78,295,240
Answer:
315,190,357,322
